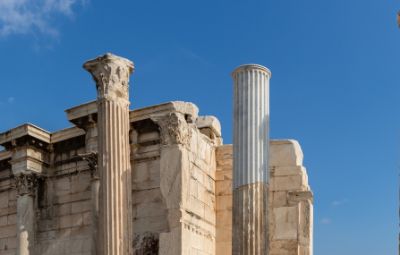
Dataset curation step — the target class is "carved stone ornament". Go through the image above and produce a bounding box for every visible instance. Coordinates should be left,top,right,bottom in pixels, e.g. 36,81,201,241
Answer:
83,53,134,102
78,152,99,179
151,112,192,145
14,173,39,196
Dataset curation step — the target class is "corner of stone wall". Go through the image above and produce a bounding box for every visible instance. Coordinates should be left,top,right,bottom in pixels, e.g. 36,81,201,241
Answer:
269,139,313,255
215,145,233,255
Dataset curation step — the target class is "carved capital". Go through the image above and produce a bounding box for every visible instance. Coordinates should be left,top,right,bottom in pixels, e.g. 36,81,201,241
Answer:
79,152,99,179
83,53,134,102
151,113,192,145
14,173,39,196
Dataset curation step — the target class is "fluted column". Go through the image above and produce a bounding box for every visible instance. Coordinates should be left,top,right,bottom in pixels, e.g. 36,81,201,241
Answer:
14,173,38,255
232,64,271,255
84,53,134,255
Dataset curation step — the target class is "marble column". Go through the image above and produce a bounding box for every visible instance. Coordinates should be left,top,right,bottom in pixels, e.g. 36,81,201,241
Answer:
14,173,38,255
84,53,134,255
232,64,271,255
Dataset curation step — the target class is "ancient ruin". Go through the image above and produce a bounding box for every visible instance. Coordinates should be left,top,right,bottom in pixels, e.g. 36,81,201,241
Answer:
0,53,313,255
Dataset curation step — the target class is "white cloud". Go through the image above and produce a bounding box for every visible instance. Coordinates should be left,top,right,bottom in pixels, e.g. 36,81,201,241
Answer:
320,218,332,225
0,0,85,37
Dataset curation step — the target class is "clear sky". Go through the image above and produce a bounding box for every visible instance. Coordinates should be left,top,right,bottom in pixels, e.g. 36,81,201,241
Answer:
0,0,398,254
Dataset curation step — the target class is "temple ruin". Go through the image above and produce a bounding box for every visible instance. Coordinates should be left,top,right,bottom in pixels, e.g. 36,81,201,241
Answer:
0,53,313,255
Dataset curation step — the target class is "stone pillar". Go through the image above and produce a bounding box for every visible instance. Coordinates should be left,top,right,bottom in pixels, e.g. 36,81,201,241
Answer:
84,53,134,255
14,173,38,255
232,64,271,254
80,152,99,255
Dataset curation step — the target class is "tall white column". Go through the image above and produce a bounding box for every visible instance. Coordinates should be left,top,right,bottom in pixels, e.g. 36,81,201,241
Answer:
84,53,134,255
14,173,38,255
232,64,271,255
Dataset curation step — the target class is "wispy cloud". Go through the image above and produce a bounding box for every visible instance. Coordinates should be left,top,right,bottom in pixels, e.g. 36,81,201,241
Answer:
0,0,86,38
179,47,211,66
331,198,348,207
320,217,332,225
7,97,15,103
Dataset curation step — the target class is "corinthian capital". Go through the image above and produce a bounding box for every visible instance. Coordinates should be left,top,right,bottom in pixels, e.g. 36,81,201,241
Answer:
151,112,192,145
14,173,39,196
83,53,134,102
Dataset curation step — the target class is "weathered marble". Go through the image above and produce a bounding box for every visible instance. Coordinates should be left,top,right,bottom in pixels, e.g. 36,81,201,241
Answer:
269,140,313,255
215,141,313,255
15,173,38,255
0,53,313,255
232,64,271,254
84,53,134,255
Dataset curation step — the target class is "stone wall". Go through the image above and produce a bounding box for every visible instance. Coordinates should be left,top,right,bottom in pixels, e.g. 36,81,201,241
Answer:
35,138,92,255
0,101,313,255
214,140,313,255
215,145,233,255
0,153,17,255
130,103,219,255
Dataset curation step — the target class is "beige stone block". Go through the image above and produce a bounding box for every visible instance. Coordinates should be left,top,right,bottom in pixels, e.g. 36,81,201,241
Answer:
270,140,303,167
270,191,288,207
216,180,232,196
204,204,216,225
270,239,299,255
203,190,215,209
186,197,205,218
82,211,92,226
55,191,91,204
138,131,159,143
135,202,167,218
55,203,72,216
8,190,16,202
59,214,83,229
159,226,182,255
271,166,306,177
216,242,232,255
0,193,9,209
272,206,298,240
216,211,232,228
215,169,232,181
160,145,184,208
270,174,307,191
204,175,215,194
196,115,222,137
216,227,232,243
6,236,16,249
0,216,7,226
71,200,91,214
132,189,163,205
55,178,71,195
0,225,16,238
166,209,183,229
70,174,91,193
133,215,169,233
216,195,232,212
6,214,16,225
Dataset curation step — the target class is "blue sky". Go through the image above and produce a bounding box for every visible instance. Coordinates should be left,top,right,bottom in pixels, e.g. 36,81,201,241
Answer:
0,0,398,254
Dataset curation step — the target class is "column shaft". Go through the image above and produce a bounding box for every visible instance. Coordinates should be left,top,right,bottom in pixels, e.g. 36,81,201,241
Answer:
84,53,134,255
232,65,270,255
98,100,131,254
